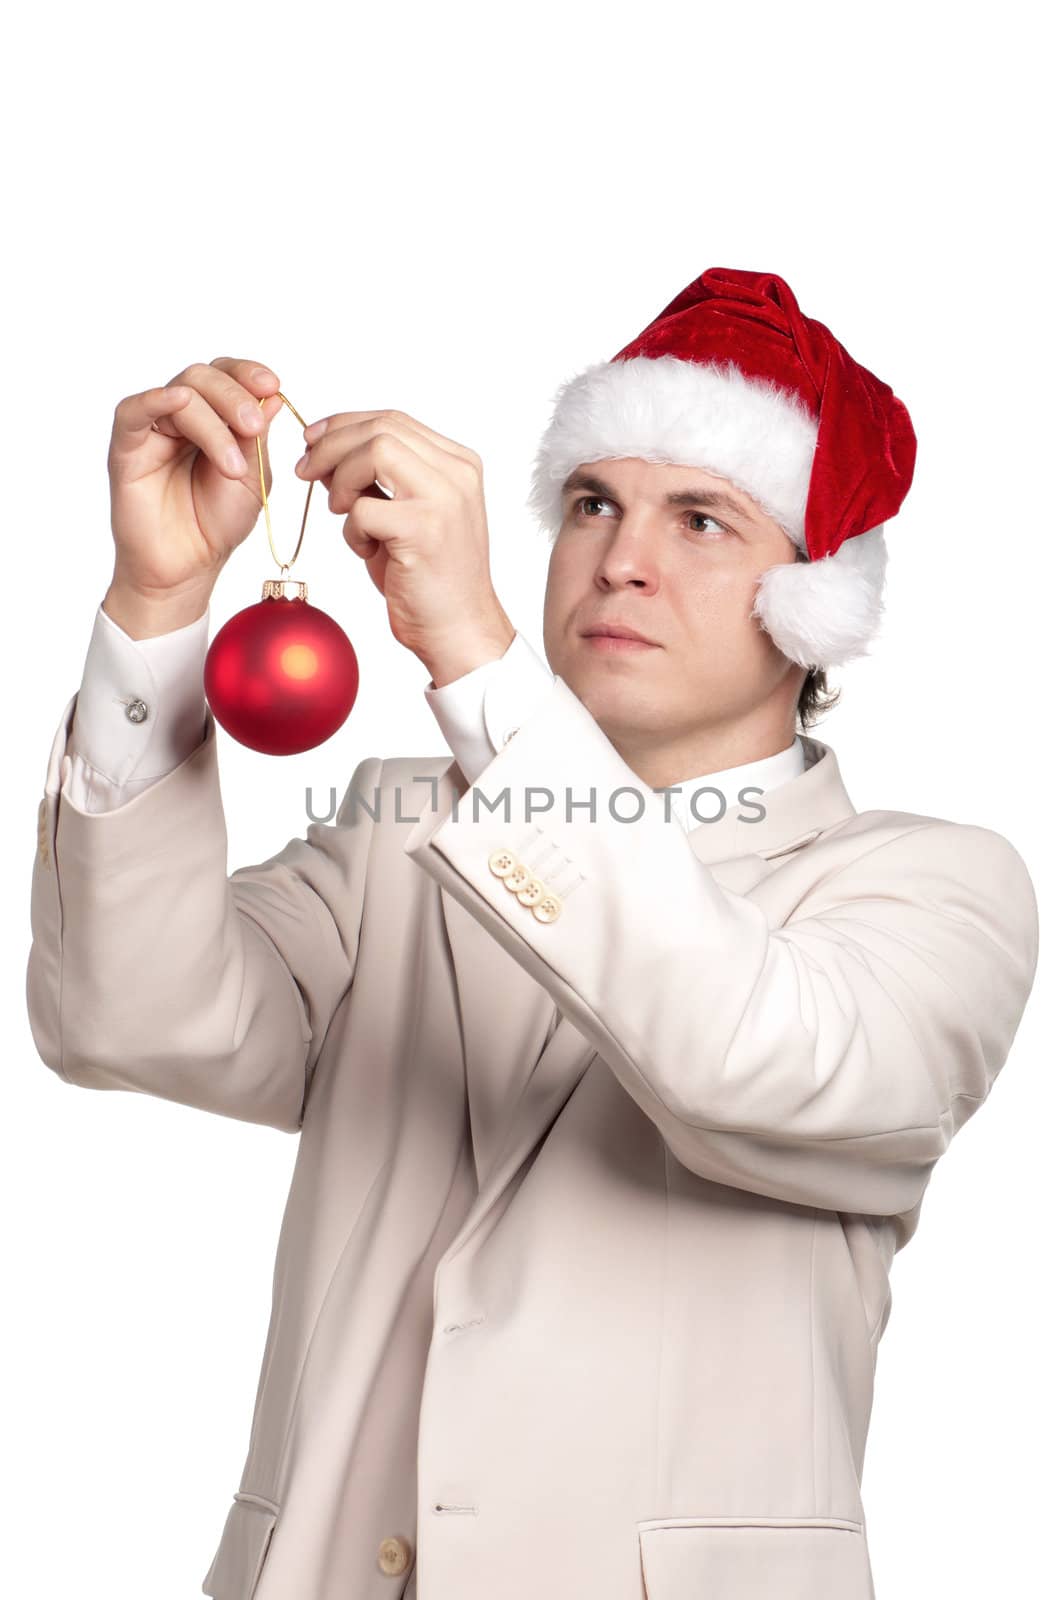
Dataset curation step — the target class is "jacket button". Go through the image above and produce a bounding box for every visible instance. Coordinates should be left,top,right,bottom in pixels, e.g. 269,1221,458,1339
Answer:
377,1534,413,1576
124,698,150,724
516,875,545,907
503,863,531,891
488,848,517,877
532,894,562,923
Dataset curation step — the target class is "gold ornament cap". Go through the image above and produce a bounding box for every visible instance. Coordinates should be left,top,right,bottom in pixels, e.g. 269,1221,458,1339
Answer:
261,576,309,601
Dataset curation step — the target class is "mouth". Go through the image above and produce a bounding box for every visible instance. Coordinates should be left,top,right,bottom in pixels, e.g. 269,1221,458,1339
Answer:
580,624,660,652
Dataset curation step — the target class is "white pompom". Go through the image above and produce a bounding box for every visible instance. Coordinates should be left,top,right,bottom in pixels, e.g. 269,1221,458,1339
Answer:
752,527,888,671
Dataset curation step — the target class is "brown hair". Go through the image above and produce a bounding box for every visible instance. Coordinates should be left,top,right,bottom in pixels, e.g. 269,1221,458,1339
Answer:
796,666,840,730
790,549,841,731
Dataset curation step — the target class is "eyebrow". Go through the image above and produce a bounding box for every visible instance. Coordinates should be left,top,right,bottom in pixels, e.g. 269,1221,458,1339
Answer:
560,470,755,522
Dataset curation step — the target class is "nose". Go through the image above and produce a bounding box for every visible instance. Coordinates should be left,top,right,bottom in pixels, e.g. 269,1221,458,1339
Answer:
592,511,661,594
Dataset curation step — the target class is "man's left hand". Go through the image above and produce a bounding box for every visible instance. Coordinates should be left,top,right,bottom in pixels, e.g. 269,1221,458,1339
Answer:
294,407,515,686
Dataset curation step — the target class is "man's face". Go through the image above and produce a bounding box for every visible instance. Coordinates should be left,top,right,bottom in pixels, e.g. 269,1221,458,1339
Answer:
542,457,805,764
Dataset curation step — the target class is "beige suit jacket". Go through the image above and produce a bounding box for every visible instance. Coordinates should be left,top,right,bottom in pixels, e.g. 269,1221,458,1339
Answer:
26,671,1039,1600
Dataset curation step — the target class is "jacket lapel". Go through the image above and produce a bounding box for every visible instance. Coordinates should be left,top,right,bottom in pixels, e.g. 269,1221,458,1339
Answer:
438,887,570,1191
685,734,857,867
415,734,857,1262
438,885,599,1264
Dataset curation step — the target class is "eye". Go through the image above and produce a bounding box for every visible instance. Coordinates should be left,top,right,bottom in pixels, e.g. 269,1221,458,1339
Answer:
573,495,618,519
571,496,733,537
688,511,730,536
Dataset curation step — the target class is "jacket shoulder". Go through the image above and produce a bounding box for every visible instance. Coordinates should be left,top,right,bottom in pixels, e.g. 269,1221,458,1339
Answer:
381,752,455,782
830,805,1033,872
812,807,1038,933
336,752,454,827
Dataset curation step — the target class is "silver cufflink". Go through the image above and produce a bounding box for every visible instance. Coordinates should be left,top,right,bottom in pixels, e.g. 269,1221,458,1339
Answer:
123,698,149,724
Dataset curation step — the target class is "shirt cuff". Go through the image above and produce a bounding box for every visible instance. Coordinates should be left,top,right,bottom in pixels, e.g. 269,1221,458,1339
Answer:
423,630,556,786
69,601,211,787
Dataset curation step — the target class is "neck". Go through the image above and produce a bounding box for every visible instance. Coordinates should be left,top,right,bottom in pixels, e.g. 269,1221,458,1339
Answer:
610,696,801,791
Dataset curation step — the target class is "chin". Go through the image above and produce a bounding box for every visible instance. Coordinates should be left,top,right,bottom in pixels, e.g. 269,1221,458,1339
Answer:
580,672,668,725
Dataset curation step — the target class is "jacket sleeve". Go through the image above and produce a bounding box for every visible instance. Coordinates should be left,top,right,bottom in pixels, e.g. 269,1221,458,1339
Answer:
402,674,1040,1229
26,691,380,1133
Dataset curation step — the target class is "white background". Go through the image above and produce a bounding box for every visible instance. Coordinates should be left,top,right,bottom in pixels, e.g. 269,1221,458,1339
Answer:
4,1,1058,1594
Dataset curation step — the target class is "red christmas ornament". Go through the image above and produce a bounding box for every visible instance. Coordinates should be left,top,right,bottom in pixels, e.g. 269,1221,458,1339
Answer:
205,577,359,756
203,389,360,755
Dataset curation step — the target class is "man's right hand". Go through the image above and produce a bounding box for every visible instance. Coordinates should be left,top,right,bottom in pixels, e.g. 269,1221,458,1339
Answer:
103,356,285,636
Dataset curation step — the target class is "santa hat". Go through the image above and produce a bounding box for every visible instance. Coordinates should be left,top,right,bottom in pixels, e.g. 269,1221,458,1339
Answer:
527,267,917,672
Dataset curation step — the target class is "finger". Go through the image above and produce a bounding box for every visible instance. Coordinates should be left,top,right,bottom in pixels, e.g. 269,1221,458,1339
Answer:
210,356,281,399
111,385,195,457
160,357,279,445
344,519,382,561
139,383,259,479
259,392,287,422
299,423,473,511
301,408,481,471
208,356,283,431
342,489,409,554
142,358,283,477
309,431,453,516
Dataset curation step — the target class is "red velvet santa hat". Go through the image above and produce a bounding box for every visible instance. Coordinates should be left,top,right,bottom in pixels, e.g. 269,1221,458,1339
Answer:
527,267,917,671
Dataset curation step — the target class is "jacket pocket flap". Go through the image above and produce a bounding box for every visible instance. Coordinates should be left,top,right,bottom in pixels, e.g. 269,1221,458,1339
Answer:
201,1493,279,1599
638,1517,872,1599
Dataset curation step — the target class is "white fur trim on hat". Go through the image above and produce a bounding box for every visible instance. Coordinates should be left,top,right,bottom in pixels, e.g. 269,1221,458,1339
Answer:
526,354,819,549
526,354,888,671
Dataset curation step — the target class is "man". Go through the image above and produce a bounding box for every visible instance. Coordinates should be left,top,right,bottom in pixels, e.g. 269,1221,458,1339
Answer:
26,267,1039,1600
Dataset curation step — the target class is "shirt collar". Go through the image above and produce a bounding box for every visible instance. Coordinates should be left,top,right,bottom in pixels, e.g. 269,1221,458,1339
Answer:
669,735,807,833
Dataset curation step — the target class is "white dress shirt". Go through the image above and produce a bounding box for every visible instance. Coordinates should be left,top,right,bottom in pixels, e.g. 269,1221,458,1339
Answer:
62,602,807,821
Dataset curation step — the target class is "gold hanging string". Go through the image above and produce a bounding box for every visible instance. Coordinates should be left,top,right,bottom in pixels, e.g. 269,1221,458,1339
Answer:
255,392,314,575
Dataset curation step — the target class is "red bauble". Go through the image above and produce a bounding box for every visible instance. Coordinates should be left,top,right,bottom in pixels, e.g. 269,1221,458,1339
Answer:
205,582,359,755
